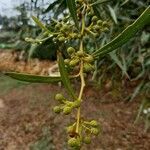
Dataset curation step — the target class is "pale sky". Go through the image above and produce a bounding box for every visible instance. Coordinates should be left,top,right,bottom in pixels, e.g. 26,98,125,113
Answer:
0,0,30,17
0,0,53,17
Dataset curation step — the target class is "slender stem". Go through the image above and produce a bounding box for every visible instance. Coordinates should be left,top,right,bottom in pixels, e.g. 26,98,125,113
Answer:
76,12,86,133
76,36,85,133
76,43,85,133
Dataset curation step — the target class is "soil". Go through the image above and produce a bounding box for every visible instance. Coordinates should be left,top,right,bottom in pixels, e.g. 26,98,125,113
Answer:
0,50,150,150
0,50,56,75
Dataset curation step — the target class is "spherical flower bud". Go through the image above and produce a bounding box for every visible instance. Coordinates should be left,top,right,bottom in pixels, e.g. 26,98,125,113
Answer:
55,23,61,29
73,99,81,108
63,106,72,115
86,7,91,13
66,125,75,133
93,33,99,38
90,120,98,127
76,51,84,57
67,47,75,55
94,25,101,31
55,93,64,101
102,21,109,27
92,16,98,22
83,136,91,144
103,27,109,33
64,59,70,65
62,24,69,31
88,11,94,16
97,20,103,25
69,58,80,67
53,106,61,114
68,137,81,148
84,55,94,63
91,128,99,136
83,63,94,72
58,36,65,42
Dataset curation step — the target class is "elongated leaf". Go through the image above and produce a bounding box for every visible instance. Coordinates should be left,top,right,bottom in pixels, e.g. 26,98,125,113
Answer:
58,53,76,99
109,51,129,78
135,98,147,124
90,0,111,6
93,6,150,58
43,0,60,14
32,16,51,33
108,5,118,24
130,80,144,102
4,72,62,83
66,0,79,29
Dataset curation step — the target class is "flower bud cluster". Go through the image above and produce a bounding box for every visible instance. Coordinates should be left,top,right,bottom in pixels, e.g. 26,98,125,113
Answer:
64,47,95,73
68,136,81,149
53,93,81,115
83,120,100,136
52,19,80,43
78,119,100,146
67,119,100,148
85,16,110,38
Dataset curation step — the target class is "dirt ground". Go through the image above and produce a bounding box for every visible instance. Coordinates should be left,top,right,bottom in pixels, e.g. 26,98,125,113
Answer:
0,50,150,150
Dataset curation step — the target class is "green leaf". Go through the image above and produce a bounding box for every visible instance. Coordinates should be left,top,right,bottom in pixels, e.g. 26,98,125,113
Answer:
134,98,147,124
32,16,51,33
107,5,118,24
90,0,111,6
43,0,60,14
4,72,62,83
93,6,150,58
66,0,79,29
129,80,144,102
58,53,76,99
109,51,129,78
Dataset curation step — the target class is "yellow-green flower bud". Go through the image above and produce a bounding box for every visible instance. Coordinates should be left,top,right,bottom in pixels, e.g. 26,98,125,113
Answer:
91,128,99,136
92,16,98,22
73,99,81,108
97,20,103,25
83,63,94,72
58,36,65,42
63,106,72,115
76,51,84,57
66,125,75,133
86,7,91,13
62,24,69,31
68,138,81,148
94,25,101,31
102,21,108,27
55,93,64,101
53,106,61,114
67,47,75,54
64,59,70,65
69,58,80,67
84,55,94,63
90,120,98,127
55,23,61,29
65,101,74,108
83,136,91,144
103,27,109,33
93,33,99,38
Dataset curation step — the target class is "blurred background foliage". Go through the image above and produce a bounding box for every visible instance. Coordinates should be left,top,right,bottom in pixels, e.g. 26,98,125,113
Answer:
0,0,149,130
